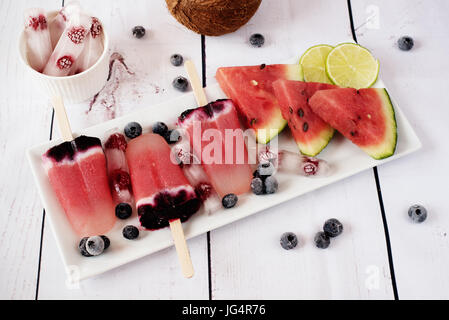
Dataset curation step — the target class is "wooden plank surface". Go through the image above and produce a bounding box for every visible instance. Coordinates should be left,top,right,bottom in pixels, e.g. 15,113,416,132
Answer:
351,0,449,299
205,0,394,299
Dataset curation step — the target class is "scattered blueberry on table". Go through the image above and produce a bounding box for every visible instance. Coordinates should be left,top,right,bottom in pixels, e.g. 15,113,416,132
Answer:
222,193,238,208
250,177,264,195
280,232,298,250
123,225,140,240
323,218,343,237
85,236,105,256
124,122,142,139
132,26,146,39
170,54,184,66
314,231,330,249
172,76,189,92
397,36,414,51
115,203,132,219
264,176,278,194
408,204,427,223
249,33,265,47
152,121,168,136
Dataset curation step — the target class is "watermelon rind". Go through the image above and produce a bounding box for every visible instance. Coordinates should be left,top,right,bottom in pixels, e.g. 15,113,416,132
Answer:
298,127,334,157
360,89,397,160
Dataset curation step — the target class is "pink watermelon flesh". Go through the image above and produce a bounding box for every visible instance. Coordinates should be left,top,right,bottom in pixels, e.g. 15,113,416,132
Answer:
273,80,337,156
42,136,116,237
216,64,303,143
177,99,253,197
309,88,397,159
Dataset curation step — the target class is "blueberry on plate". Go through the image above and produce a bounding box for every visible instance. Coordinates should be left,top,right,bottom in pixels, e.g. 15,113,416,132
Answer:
152,121,168,136
85,236,105,256
132,26,146,39
170,54,184,66
397,36,414,51
100,235,110,250
115,203,132,219
164,129,181,144
250,177,264,195
257,162,275,177
249,33,265,47
222,193,238,209
264,176,278,194
124,122,142,139
323,218,343,237
78,237,92,257
280,232,298,250
314,231,330,249
408,204,427,223
172,76,189,92
123,225,140,240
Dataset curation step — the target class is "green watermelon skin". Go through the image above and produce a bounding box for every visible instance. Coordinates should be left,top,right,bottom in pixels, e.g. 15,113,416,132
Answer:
309,88,397,159
216,64,303,144
273,80,337,156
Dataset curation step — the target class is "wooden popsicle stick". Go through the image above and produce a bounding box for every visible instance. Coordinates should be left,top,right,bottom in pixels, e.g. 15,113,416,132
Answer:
169,219,194,278
185,60,208,106
51,95,73,142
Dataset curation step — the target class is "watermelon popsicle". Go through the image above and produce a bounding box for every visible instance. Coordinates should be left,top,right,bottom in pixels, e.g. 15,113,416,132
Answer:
42,96,115,237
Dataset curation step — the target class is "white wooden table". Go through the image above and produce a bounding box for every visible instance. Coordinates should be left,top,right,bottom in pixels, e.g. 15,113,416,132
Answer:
1,0,448,300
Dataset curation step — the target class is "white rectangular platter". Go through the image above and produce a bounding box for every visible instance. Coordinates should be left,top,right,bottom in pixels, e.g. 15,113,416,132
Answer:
27,79,421,282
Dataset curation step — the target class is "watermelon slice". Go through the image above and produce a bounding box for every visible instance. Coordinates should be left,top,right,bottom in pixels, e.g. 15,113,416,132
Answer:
216,64,303,144
273,80,337,156
309,88,397,159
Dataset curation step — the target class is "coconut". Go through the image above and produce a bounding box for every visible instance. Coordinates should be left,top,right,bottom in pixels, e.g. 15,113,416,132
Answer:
166,0,262,36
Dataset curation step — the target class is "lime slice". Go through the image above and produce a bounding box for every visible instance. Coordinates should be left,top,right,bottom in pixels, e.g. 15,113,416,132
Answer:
325,43,379,89
299,44,334,83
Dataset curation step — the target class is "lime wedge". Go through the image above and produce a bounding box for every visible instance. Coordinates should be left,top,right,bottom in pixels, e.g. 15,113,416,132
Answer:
299,44,334,83
325,43,379,89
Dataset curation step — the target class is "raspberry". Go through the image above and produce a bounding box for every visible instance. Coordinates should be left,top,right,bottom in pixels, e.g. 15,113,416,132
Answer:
67,27,87,44
104,133,127,151
29,14,47,31
111,170,131,191
90,17,102,38
56,56,74,69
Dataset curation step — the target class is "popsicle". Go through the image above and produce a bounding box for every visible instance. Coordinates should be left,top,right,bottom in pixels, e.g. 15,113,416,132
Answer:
71,17,104,74
103,132,133,204
173,143,221,215
49,0,81,48
42,96,115,236
23,8,52,72
126,133,200,278
43,11,91,76
178,61,253,197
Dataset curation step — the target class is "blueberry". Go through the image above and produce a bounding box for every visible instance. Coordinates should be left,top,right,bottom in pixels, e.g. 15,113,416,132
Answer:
100,235,110,250
314,231,330,249
124,122,142,139
152,121,168,136
123,225,140,240
398,36,414,51
251,177,264,195
323,218,343,237
222,193,238,209
408,204,427,223
172,76,189,92
132,26,146,39
85,236,105,256
78,237,92,257
264,176,278,194
249,33,265,47
170,54,184,67
164,129,181,144
115,203,132,219
280,232,298,250
257,162,275,177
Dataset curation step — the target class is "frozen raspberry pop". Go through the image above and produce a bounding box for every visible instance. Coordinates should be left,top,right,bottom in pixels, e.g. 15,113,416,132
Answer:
24,8,52,72
177,99,253,197
103,132,133,204
126,133,201,230
43,11,91,76
42,135,116,236
49,1,81,48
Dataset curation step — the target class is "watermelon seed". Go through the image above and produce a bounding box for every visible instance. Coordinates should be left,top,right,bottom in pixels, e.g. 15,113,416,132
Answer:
303,122,309,132
260,63,266,69
289,107,293,114
251,80,258,86
250,118,257,125
350,131,357,136
298,108,304,118
367,114,372,119
357,115,361,120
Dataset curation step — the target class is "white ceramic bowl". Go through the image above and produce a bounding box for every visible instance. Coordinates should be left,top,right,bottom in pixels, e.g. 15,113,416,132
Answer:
18,11,110,103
